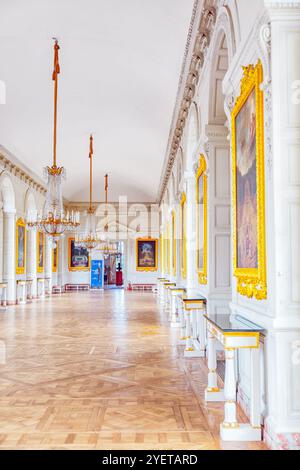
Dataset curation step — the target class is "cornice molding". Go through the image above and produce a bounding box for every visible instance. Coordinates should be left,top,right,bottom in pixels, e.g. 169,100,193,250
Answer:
157,0,218,205
264,0,300,8
0,151,46,195
66,201,159,212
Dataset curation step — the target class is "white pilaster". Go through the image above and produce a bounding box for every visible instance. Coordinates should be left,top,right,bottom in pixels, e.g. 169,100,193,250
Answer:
26,228,37,298
3,210,16,303
263,0,300,449
203,125,232,315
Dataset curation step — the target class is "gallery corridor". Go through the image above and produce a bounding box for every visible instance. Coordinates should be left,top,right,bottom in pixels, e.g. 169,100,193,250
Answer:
0,291,265,450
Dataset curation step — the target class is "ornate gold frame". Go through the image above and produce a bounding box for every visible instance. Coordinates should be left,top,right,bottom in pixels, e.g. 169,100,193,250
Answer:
180,193,187,279
171,210,176,276
68,237,90,272
16,218,26,275
196,155,208,285
231,60,267,300
52,244,58,273
166,223,171,275
159,234,163,273
36,231,44,274
136,237,158,272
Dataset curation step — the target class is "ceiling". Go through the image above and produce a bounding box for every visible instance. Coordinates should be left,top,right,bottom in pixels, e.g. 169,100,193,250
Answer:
0,0,194,202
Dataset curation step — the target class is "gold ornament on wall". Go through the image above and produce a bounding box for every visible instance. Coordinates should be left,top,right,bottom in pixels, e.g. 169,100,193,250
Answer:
231,60,267,300
136,238,158,272
16,218,26,275
180,192,187,279
195,155,207,285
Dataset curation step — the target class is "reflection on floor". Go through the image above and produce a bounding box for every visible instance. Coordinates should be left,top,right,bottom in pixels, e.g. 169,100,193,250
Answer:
0,290,266,450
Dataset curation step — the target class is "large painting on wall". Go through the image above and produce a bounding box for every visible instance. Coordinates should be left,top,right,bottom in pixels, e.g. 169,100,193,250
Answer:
232,60,266,300
52,244,58,273
37,231,44,273
196,156,207,285
136,238,158,272
171,211,176,276
68,238,90,271
16,218,26,275
180,193,187,279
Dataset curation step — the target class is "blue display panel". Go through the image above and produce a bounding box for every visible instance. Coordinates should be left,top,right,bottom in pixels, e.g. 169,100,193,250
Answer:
91,260,103,288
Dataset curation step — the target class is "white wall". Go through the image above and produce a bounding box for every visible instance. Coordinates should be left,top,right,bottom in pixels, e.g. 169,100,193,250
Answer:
159,0,300,449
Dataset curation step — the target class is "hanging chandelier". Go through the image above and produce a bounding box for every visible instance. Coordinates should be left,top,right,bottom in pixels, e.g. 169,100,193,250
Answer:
75,135,102,251
27,39,80,238
98,174,121,258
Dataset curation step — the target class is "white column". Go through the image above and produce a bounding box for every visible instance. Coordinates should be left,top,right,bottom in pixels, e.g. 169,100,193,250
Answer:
3,210,16,303
185,173,197,292
26,228,37,298
44,235,52,294
262,0,300,448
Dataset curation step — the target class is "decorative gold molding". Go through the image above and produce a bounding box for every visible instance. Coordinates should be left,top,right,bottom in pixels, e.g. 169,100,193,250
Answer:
136,237,158,272
68,237,90,272
171,210,176,276
36,231,45,274
16,218,26,275
196,155,208,285
180,193,187,279
52,244,58,273
231,60,267,300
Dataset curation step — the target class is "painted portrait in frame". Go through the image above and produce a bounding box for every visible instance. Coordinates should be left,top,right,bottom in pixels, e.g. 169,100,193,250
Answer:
68,237,90,272
232,60,266,300
136,238,158,272
16,218,26,275
52,244,58,273
37,231,44,273
196,156,207,285
180,193,187,279
171,211,176,276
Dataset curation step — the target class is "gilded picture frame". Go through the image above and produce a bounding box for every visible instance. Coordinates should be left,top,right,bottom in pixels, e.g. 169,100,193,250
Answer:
171,210,176,276
36,231,44,273
180,192,187,279
52,244,58,273
196,156,208,285
232,60,267,300
136,238,158,272
166,223,170,275
16,218,26,275
68,237,90,272
159,234,163,273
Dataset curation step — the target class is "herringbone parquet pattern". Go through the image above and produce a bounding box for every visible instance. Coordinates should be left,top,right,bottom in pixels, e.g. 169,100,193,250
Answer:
0,290,266,450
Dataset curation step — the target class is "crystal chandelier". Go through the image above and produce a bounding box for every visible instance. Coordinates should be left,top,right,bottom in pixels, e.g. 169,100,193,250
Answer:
27,39,80,238
98,174,120,258
75,135,102,252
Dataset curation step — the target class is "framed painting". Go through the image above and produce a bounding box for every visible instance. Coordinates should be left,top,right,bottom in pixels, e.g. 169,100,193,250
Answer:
232,60,266,300
136,238,158,272
16,218,26,275
196,155,207,285
36,231,44,273
171,210,176,276
166,223,170,275
52,244,58,273
68,237,90,271
180,193,187,279
160,234,164,273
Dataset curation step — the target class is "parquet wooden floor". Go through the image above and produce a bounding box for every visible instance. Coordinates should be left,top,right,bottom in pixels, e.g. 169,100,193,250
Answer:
0,290,266,450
